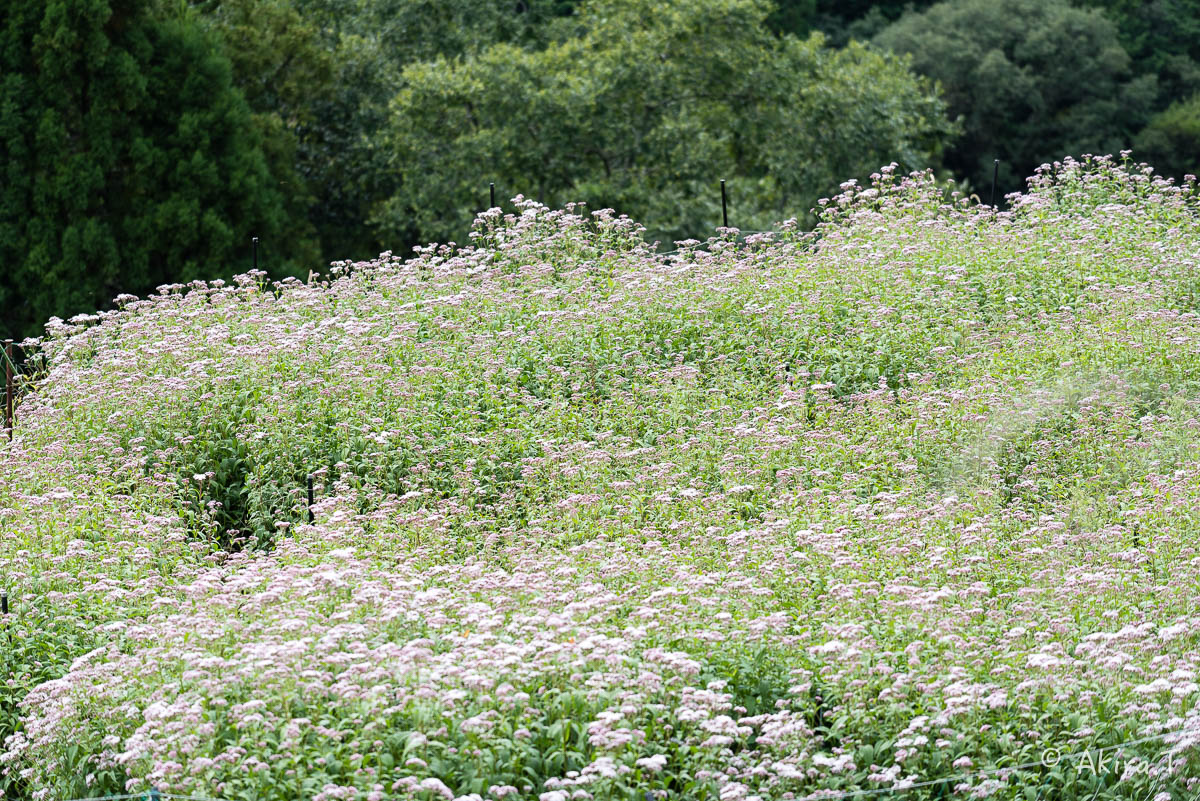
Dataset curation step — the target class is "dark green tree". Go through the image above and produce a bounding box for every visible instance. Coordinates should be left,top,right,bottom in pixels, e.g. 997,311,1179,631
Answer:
1135,92,1200,179
0,0,294,340
344,0,574,61
298,0,580,258
764,0,817,37
377,0,953,248
188,0,580,264
874,0,1157,199
766,1,939,45
1074,0,1200,106
181,0,331,265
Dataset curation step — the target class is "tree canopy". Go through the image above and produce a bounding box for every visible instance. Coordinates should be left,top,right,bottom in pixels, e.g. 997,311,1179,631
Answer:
874,0,1156,197
0,0,299,340
6,0,1200,340
1136,92,1200,180
377,0,952,247
1075,0,1200,106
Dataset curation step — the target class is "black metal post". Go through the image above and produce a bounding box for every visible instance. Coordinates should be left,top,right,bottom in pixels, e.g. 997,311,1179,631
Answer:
307,474,315,523
4,340,12,440
721,179,728,228
490,182,496,209
252,237,259,271
990,160,999,208
1,591,7,616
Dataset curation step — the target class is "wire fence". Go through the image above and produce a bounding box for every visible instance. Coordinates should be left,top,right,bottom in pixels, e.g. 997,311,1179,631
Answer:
1,337,47,442
44,725,1193,801
58,795,226,801
3,339,12,441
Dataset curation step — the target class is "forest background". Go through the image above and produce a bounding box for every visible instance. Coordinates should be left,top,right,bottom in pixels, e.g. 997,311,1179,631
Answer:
2,0,1198,341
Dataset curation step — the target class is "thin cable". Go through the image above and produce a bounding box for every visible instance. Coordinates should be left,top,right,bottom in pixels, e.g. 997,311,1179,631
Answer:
60,794,231,801
54,728,1188,801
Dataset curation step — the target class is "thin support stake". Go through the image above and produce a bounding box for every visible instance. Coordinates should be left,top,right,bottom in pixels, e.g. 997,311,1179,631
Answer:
721,179,728,229
307,474,315,523
4,340,12,440
252,237,259,271
490,182,496,209
1,591,7,616
990,160,999,209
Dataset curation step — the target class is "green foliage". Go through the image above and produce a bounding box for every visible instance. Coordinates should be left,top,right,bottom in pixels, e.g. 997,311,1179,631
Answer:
142,383,264,551
806,0,938,46
377,0,952,247
334,0,573,61
184,0,385,262
239,0,575,262
0,0,298,341
8,158,1200,801
181,0,333,263
763,0,817,37
874,0,1156,199
1135,92,1200,180
0,611,94,800
193,0,580,263
9,0,1200,340
1074,0,1200,105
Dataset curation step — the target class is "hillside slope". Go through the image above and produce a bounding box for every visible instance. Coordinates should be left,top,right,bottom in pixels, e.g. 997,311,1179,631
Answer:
4,157,1200,800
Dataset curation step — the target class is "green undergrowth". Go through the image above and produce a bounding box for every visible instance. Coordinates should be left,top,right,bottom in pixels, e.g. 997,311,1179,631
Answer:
5,158,1200,800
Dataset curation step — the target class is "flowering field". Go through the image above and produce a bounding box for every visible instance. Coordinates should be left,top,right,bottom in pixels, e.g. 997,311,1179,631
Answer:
4,157,1200,801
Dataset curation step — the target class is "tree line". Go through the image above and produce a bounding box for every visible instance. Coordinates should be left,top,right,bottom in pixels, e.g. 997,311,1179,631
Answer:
2,0,1196,340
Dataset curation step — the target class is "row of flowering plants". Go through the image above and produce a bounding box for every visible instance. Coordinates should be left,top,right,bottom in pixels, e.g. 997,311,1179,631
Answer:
3,156,1200,800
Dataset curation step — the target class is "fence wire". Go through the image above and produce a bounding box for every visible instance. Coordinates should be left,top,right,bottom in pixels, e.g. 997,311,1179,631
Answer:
59,795,228,801
51,725,1191,801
